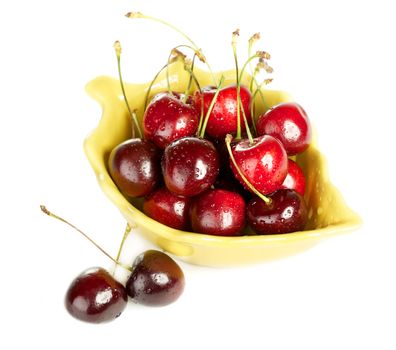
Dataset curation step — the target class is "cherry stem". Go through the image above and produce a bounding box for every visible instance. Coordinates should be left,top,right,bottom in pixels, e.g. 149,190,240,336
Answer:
183,53,196,102
114,41,142,139
199,75,225,138
232,29,241,140
112,223,132,276
144,63,169,111
126,12,217,86
247,33,261,91
224,136,271,204
40,205,132,272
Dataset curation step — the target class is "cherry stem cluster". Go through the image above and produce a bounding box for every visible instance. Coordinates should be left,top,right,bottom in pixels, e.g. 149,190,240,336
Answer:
40,205,132,272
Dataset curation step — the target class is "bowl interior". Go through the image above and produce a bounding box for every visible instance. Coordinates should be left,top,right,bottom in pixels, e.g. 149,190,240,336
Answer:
84,61,362,266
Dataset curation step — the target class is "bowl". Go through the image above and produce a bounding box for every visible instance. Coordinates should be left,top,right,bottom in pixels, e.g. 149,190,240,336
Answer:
84,61,362,267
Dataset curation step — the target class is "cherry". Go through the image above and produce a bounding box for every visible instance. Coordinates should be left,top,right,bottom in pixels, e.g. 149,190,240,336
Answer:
247,189,307,234
126,250,185,306
190,189,246,236
193,85,252,139
162,136,220,196
143,92,199,149
280,159,306,196
143,187,192,230
65,267,127,323
256,102,311,155
108,139,161,197
229,135,288,195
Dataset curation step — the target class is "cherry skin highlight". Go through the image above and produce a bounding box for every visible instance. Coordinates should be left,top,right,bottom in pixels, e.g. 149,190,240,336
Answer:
190,189,246,236
280,159,306,196
193,85,252,139
256,102,311,155
247,189,307,235
144,92,199,149
65,267,128,323
109,139,161,197
230,135,288,195
143,187,191,230
126,250,185,307
162,136,220,197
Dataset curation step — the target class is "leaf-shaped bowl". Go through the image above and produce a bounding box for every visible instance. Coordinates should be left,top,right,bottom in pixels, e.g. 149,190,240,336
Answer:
84,61,361,267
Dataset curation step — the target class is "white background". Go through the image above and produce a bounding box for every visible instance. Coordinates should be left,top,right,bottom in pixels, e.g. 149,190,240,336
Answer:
1,0,395,349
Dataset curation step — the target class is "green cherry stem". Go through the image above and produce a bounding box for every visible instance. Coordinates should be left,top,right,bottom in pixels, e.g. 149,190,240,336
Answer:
125,12,217,86
112,223,132,276
199,75,225,138
232,29,242,140
183,53,197,101
40,205,132,272
114,41,142,139
143,62,169,111
224,136,271,205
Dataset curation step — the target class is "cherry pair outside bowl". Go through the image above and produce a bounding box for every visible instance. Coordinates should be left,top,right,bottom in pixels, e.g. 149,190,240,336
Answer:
84,61,362,267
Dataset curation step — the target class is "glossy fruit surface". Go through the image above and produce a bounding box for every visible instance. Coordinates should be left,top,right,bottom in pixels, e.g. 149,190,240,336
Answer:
247,189,307,234
143,187,191,230
193,85,252,139
162,136,219,196
190,189,246,236
108,138,161,197
256,102,311,155
126,250,185,306
280,159,306,196
144,92,199,149
65,267,127,323
230,135,288,195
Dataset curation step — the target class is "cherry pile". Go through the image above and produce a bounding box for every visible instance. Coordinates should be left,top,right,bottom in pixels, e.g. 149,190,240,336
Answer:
41,13,314,324
109,14,312,238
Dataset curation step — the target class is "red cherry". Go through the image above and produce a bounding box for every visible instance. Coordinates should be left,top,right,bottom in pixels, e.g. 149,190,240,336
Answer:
256,102,311,155
143,92,199,149
193,85,252,139
230,135,288,195
190,189,246,236
162,136,220,197
126,250,185,307
65,267,127,323
108,139,161,197
247,189,307,235
280,159,306,196
143,187,191,230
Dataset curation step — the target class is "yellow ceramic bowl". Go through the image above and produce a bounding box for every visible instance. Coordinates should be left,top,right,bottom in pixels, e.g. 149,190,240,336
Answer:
84,61,361,267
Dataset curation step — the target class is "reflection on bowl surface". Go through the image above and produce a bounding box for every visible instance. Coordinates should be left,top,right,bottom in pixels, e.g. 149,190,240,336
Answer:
84,62,361,267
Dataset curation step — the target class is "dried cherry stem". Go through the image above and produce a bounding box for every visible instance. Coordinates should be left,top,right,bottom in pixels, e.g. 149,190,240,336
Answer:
125,12,217,86
114,41,142,139
112,223,132,276
248,33,261,81
224,136,271,205
232,29,242,140
199,75,225,138
40,205,132,272
166,45,202,97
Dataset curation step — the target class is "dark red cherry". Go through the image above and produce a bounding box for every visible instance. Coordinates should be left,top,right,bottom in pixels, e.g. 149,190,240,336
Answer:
162,136,220,196
247,189,307,234
230,135,288,195
143,187,191,230
190,189,246,236
65,267,127,323
193,85,252,139
144,92,199,149
126,250,185,307
109,138,161,197
280,159,306,196
256,102,311,155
